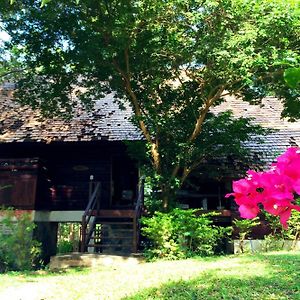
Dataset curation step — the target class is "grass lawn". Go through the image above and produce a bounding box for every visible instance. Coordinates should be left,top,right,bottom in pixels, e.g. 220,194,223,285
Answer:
0,251,299,300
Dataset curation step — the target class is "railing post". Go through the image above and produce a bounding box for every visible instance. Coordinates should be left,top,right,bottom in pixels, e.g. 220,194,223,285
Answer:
96,182,101,216
81,181,101,252
81,217,87,252
140,177,145,206
132,176,145,253
89,175,94,200
133,216,137,253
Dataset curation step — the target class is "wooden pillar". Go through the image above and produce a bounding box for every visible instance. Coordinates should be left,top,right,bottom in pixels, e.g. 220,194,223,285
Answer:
34,222,58,265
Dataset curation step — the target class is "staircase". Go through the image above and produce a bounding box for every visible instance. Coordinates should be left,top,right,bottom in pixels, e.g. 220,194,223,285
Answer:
81,179,144,254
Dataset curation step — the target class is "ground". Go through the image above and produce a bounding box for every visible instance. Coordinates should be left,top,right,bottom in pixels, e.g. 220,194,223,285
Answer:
0,251,299,300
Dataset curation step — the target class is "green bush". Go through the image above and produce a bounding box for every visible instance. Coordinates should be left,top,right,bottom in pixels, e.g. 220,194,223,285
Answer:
233,218,260,253
56,223,81,254
141,208,231,260
263,204,300,251
0,207,41,272
57,240,74,254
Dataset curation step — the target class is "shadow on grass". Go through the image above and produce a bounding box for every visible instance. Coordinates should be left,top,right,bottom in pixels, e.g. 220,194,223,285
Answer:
2,266,91,279
123,252,300,300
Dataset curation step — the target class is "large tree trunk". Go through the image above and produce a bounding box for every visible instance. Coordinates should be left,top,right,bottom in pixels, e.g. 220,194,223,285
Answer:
161,184,176,211
159,170,182,211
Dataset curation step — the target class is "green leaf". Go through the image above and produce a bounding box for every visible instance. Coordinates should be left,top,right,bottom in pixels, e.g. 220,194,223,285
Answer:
284,68,300,89
10,0,15,4
40,0,52,8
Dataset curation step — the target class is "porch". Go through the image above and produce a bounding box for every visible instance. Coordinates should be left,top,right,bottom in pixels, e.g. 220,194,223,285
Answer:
0,141,139,211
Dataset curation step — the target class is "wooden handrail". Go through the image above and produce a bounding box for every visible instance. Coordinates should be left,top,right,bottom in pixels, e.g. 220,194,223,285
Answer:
81,181,101,252
133,177,145,252
84,182,101,217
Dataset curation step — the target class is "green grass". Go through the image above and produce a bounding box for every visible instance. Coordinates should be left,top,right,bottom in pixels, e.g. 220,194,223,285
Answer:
0,252,299,300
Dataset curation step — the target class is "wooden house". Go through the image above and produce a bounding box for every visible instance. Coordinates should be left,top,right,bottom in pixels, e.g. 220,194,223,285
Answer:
0,82,300,259
0,84,143,260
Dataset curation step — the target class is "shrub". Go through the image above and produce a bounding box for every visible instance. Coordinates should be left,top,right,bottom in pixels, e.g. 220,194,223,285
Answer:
141,208,231,260
0,207,41,272
57,222,81,254
263,202,300,251
233,217,260,253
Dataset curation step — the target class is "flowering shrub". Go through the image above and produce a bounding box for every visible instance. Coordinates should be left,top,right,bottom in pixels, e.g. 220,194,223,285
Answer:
226,147,300,228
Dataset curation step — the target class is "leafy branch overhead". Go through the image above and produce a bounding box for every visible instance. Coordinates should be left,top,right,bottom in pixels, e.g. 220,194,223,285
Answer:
284,68,300,89
9,0,80,7
1,0,299,208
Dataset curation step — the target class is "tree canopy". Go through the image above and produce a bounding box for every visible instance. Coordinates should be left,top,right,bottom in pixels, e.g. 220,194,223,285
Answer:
0,0,299,208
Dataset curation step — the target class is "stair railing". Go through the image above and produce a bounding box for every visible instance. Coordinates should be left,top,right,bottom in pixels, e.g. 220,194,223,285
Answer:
81,181,101,252
133,177,145,252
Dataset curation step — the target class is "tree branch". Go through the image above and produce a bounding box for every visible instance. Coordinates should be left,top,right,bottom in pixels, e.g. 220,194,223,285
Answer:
112,57,161,171
112,58,151,141
124,47,130,78
0,68,26,79
188,85,225,142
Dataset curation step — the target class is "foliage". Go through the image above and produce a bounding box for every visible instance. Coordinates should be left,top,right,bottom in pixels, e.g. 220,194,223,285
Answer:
263,200,300,251
286,205,300,247
227,147,300,228
141,208,231,260
1,0,299,208
0,207,41,272
233,217,260,253
56,222,81,254
57,240,73,254
284,67,300,89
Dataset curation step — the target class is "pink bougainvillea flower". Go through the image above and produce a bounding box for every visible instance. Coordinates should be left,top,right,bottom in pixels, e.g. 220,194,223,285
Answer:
258,172,294,202
274,147,300,193
293,180,300,195
279,209,292,230
238,203,260,219
276,147,300,166
227,147,300,228
263,202,300,229
225,172,264,219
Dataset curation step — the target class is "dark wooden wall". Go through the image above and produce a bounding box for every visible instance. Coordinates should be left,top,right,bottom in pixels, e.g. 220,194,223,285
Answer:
0,158,38,209
0,141,139,210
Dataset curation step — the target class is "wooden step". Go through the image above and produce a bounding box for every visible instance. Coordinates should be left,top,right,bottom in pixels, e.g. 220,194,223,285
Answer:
88,243,133,248
90,209,135,218
98,221,134,225
100,230,134,235
99,236,133,240
90,234,133,239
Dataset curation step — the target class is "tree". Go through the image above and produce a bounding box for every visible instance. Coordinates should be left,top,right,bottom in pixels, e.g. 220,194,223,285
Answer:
227,147,300,228
284,68,300,89
0,0,299,209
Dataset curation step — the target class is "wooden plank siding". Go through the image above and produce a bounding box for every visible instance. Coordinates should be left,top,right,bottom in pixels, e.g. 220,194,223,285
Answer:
0,158,39,209
0,173,37,208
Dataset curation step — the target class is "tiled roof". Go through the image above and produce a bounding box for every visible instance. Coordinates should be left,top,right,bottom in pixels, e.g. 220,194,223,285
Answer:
0,88,299,167
213,96,300,166
0,91,141,143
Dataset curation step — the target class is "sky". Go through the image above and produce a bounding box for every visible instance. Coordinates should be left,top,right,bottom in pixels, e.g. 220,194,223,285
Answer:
0,31,10,42
0,22,11,43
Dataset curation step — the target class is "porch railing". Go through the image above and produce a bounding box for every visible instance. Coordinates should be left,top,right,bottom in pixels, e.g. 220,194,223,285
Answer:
80,181,101,252
133,177,145,252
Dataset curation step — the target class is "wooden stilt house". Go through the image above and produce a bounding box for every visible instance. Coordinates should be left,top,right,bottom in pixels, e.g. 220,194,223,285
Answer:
1,83,300,259
0,84,143,259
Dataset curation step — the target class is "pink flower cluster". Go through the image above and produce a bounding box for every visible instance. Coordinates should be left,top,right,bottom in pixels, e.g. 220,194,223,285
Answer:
226,147,300,228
